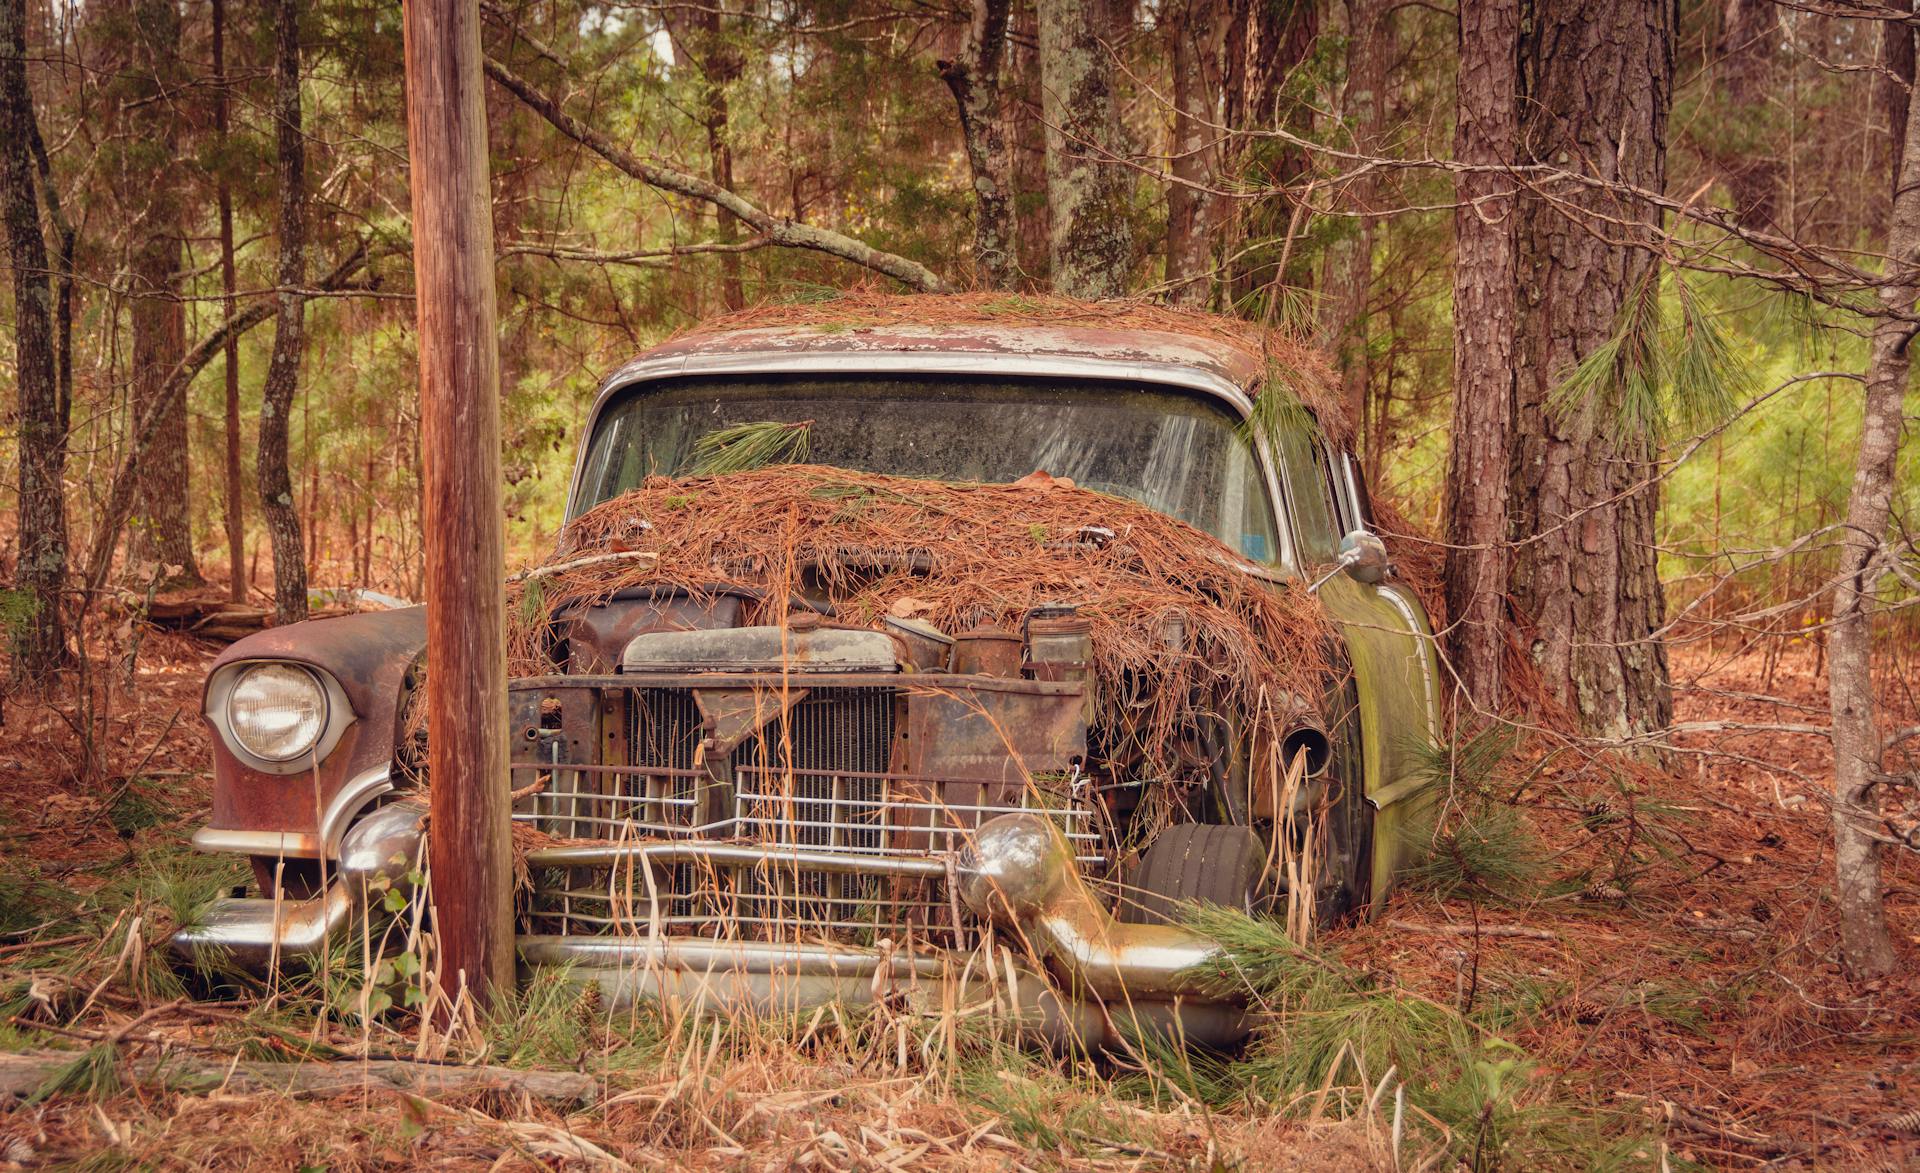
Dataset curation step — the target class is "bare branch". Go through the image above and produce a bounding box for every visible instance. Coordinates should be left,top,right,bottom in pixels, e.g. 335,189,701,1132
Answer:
482,55,949,292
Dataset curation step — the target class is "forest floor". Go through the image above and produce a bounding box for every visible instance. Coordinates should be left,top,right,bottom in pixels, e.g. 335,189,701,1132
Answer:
0,621,1916,1170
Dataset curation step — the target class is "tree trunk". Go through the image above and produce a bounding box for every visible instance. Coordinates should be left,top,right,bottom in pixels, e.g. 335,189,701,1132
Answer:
1443,0,1519,712
1321,0,1386,429
665,4,747,310
215,0,247,603
1881,0,1915,186
1716,0,1778,229
128,233,199,580
1509,0,1673,739
939,0,1016,290
1035,0,1132,298
1221,0,1318,306
1,0,68,680
1825,3,1919,984
259,0,309,627
1165,0,1227,306
119,0,199,583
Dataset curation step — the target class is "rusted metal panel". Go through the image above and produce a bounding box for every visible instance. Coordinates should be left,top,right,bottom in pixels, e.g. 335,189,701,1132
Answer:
902,680,1086,830
560,588,749,674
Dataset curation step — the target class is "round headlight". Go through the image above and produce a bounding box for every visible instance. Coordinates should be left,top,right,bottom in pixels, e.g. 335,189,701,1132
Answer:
227,663,329,763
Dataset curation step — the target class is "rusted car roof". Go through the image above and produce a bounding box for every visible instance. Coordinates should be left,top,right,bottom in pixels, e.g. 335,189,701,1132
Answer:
623,321,1268,393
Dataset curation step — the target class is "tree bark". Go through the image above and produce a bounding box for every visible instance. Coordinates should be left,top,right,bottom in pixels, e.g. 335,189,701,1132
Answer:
1881,0,1916,186
1221,0,1318,305
664,3,747,309
1165,0,1228,306
1443,0,1519,712
1509,0,1674,739
939,0,1016,290
1716,0,1778,230
215,0,247,603
1825,1,1918,984
482,55,948,293
128,232,198,580
260,0,310,627
117,0,199,582
1,0,69,680
404,0,515,1008
1035,0,1133,298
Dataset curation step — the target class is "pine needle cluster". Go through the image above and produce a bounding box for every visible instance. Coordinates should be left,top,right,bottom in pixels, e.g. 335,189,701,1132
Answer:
683,419,814,475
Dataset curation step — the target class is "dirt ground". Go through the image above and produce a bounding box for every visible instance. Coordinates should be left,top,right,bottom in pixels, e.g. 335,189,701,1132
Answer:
1,623,1916,1169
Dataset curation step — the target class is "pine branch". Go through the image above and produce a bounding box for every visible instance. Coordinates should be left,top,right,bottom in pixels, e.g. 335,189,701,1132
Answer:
481,54,949,293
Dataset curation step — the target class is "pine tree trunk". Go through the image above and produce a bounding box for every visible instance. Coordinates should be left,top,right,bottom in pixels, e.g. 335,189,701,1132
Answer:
1165,0,1226,306
665,4,746,311
121,0,199,582
939,0,1015,291
1011,18,1052,286
1,0,68,680
215,0,247,604
259,0,309,627
1509,0,1673,738
1035,0,1132,298
1880,1,1915,186
1443,0,1518,711
129,232,199,580
1716,0,1778,229
1825,4,1919,984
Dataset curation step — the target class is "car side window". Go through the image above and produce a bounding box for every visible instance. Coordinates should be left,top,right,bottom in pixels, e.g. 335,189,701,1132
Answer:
1329,450,1371,537
1274,422,1342,565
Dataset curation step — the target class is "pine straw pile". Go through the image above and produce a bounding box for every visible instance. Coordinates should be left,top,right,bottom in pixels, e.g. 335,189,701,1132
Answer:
511,465,1335,778
669,289,1354,443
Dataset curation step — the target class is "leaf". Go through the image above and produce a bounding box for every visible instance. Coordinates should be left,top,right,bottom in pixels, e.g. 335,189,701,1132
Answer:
887,596,933,618
1010,469,1074,490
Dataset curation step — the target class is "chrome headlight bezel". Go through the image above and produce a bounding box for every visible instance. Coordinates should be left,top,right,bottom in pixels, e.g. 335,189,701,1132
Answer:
205,660,356,774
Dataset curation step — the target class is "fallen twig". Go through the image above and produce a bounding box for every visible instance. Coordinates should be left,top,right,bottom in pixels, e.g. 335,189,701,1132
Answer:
1385,919,1558,941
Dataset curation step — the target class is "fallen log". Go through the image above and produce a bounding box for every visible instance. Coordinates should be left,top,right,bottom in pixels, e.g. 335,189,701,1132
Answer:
0,1048,598,1106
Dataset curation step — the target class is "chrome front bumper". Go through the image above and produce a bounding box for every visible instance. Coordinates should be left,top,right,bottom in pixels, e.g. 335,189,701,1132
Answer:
171,800,426,970
173,812,1250,1048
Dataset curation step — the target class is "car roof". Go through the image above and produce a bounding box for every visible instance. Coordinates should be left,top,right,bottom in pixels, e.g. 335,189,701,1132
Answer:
607,321,1268,395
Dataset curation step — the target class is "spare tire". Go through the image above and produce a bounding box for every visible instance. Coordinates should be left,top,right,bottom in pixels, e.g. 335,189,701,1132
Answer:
1118,823,1266,925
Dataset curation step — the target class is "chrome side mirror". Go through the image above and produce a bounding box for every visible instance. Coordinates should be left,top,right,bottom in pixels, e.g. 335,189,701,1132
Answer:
1309,529,1391,592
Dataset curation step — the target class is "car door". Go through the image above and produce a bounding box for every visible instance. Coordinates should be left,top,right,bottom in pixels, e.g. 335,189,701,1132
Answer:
1272,428,1442,908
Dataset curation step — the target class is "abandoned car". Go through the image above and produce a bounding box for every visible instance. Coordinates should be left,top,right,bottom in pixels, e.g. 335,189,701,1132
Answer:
174,298,1442,1047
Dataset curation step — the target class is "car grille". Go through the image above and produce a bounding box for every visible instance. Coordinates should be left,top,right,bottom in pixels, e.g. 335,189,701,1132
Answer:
511,679,1100,946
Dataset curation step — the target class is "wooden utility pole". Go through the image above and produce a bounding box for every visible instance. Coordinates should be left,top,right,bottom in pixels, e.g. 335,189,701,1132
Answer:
402,0,514,1006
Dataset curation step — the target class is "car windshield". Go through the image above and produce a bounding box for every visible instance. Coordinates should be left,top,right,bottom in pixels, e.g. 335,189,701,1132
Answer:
575,374,1282,563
